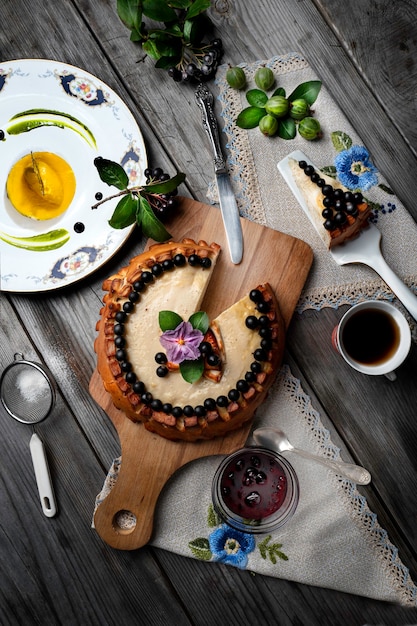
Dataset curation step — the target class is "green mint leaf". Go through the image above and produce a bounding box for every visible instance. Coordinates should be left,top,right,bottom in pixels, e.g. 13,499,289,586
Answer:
138,196,172,242
182,19,194,43
142,0,177,21
180,358,204,384
288,80,322,105
278,117,296,140
130,29,144,42
272,87,286,97
183,14,211,44
246,89,268,108
236,106,266,129
148,32,182,59
159,310,183,331
169,0,192,9
94,157,129,190
142,38,163,60
142,172,185,194
155,55,181,69
117,0,142,32
189,311,209,333
331,130,352,152
109,194,138,229
186,0,211,19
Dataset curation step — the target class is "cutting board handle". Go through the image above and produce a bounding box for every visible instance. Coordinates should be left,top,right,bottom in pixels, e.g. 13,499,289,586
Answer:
92,420,253,550
93,420,181,550
90,369,253,550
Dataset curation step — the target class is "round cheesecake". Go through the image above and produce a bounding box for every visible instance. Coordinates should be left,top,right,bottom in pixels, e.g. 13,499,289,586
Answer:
94,238,285,441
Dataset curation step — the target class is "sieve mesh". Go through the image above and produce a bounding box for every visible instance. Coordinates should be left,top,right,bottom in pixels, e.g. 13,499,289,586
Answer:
0,361,55,424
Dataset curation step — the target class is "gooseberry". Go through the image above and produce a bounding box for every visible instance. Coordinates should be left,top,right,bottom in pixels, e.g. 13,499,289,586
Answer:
226,66,246,90
254,66,274,90
289,98,310,120
259,114,279,137
298,117,322,140
265,95,289,118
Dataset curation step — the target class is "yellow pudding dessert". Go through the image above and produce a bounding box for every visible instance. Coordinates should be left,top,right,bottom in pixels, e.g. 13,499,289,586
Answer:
6,151,76,220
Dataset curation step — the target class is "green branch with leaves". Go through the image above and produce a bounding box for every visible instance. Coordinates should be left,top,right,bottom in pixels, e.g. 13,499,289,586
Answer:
116,0,221,81
93,157,185,242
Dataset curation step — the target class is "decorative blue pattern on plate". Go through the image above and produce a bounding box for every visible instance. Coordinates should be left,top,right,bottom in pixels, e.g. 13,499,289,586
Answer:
0,59,147,292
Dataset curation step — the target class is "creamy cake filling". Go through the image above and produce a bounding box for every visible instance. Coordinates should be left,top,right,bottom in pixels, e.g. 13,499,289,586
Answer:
288,158,371,248
125,291,260,406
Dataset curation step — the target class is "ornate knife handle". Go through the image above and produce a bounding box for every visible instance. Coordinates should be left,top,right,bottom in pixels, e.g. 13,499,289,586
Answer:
195,83,226,174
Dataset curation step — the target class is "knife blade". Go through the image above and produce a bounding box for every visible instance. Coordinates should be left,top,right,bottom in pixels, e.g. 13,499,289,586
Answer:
195,83,243,264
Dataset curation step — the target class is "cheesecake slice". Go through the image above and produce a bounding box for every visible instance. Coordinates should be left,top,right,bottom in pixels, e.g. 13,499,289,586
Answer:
288,158,372,248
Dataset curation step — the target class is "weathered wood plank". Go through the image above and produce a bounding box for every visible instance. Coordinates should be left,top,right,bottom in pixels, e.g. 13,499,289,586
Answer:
0,296,192,625
287,310,417,582
315,0,417,153
69,0,417,217
156,547,417,626
288,307,417,542
2,0,417,623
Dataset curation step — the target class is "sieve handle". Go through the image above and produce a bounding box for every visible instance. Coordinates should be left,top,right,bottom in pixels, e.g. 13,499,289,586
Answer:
29,433,57,517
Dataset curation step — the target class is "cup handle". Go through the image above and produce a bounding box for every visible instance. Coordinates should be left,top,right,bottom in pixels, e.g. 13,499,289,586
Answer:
384,370,397,381
331,326,340,352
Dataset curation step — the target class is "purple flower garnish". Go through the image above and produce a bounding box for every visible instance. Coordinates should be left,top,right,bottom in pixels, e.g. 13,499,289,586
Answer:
160,320,203,364
334,145,378,191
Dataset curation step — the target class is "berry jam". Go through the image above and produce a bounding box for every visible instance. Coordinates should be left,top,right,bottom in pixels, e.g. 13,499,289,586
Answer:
219,449,288,520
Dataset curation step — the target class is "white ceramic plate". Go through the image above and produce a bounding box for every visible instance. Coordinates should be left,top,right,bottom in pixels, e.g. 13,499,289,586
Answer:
0,59,147,292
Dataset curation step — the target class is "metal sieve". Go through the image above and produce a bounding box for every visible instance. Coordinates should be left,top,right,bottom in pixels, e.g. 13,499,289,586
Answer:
0,353,58,517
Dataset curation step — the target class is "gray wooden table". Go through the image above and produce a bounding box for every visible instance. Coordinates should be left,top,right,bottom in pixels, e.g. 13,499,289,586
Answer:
1,1,417,624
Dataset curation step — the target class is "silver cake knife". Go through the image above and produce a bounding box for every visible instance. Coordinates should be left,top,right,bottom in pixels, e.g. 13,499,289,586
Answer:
195,83,243,264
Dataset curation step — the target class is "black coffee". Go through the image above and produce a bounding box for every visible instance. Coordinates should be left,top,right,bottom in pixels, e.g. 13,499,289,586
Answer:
342,308,400,365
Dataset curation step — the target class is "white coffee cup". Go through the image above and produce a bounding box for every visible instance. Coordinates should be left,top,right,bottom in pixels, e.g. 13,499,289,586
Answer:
332,300,411,381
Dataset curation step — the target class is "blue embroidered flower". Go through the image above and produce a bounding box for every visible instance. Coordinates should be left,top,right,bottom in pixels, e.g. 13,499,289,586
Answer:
334,145,378,191
208,524,256,569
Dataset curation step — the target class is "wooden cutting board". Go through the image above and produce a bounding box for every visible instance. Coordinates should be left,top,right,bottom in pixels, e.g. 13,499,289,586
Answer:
91,197,313,550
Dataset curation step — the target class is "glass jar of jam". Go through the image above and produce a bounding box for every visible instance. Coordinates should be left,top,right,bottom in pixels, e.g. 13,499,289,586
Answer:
212,446,299,533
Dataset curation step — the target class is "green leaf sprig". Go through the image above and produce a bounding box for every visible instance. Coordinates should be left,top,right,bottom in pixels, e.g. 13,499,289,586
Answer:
258,535,288,563
236,77,322,140
117,0,217,77
92,157,185,242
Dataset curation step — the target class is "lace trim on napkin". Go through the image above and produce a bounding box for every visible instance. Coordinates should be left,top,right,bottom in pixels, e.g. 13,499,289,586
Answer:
93,364,417,606
210,53,417,316
278,366,416,607
281,366,417,606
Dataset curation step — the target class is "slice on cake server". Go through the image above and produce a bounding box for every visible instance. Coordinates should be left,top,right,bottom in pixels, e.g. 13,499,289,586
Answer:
278,150,417,321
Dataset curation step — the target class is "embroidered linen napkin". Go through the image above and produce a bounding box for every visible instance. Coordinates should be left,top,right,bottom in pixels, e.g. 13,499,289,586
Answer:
94,54,417,606
208,52,417,318
95,365,417,606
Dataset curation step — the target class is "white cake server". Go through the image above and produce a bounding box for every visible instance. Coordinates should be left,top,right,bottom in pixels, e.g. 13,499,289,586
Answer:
278,150,417,321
